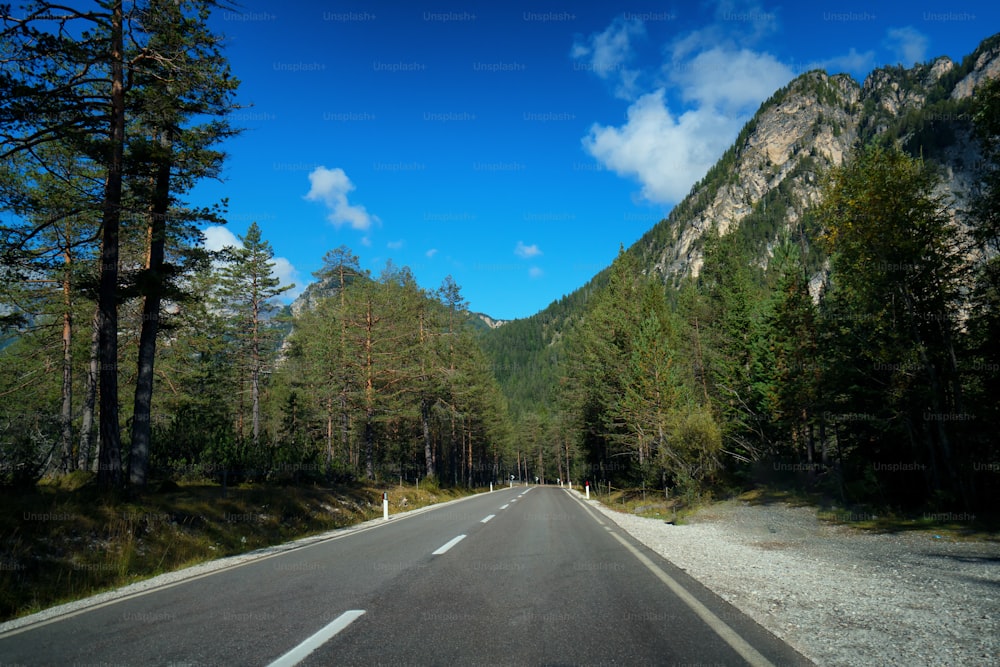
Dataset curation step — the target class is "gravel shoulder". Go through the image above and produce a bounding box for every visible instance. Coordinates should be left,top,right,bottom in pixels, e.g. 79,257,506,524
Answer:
584,493,1000,667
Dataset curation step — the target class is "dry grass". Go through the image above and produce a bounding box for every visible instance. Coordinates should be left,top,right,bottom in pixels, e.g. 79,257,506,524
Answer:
0,474,476,621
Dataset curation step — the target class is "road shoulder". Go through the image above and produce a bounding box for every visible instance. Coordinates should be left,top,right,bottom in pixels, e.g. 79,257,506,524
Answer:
574,490,1000,666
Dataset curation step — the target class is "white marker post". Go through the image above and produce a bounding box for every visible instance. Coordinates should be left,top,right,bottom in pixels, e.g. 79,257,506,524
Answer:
585,480,590,500
383,491,389,520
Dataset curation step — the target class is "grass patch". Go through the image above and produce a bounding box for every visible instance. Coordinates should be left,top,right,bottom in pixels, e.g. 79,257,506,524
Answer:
814,507,1000,541
588,485,701,524
735,484,1000,541
0,474,477,622
736,486,830,508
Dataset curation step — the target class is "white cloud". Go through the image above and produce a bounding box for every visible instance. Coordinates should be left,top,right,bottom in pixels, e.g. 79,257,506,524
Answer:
202,225,239,251
571,17,645,100
426,248,438,258
580,15,795,205
387,239,404,249
515,241,542,258
673,48,794,114
585,90,742,203
885,27,928,66
270,256,305,302
304,166,379,231
528,267,544,279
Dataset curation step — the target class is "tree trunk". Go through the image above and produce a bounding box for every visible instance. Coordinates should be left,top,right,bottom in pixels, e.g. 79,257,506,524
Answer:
340,391,349,466
364,407,375,481
325,396,334,465
338,263,351,471
97,0,125,489
804,408,814,466
556,445,564,484
364,298,375,480
418,310,435,479
564,433,571,483
78,308,100,471
466,427,473,487
251,299,261,449
693,317,710,403
422,398,434,478
130,129,171,488
450,413,457,486
59,243,74,473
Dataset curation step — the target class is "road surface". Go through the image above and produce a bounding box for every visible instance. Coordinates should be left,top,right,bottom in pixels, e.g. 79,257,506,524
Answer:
0,486,812,666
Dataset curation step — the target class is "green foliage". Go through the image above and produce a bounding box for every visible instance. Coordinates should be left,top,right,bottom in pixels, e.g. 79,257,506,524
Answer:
560,246,723,490
817,143,973,507
962,76,1000,504
692,233,771,462
274,259,512,486
758,251,821,462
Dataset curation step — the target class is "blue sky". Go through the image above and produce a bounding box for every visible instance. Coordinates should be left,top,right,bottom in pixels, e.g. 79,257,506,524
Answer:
191,0,999,320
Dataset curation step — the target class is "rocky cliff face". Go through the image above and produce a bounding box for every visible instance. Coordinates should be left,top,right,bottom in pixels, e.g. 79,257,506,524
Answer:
479,34,999,415
636,34,999,288
474,313,509,329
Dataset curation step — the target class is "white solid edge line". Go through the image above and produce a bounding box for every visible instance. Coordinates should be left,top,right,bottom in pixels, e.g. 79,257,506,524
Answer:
432,534,467,555
606,533,775,667
0,486,494,638
481,514,496,523
267,609,366,667
564,492,774,667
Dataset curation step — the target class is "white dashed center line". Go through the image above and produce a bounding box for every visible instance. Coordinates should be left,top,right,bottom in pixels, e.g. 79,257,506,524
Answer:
267,610,365,667
432,535,467,555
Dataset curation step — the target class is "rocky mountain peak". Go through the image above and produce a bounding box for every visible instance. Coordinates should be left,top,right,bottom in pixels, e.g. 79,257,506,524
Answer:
648,68,859,281
952,39,1000,99
637,35,998,288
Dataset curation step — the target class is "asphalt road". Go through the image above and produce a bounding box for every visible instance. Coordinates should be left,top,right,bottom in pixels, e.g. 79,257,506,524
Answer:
0,486,812,666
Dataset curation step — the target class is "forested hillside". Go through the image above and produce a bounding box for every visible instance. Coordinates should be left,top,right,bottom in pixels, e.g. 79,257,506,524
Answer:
0,1,512,490
481,34,1000,511
0,2,997,518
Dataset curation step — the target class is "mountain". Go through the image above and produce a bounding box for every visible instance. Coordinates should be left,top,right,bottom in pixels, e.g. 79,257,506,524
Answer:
473,313,509,330
481,33,1000,416
288,270,507,333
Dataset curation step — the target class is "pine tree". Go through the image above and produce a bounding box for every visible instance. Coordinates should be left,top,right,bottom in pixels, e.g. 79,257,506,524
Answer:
763,253,821,465
312,246,364,469
127,0,239,487
564,246,653,483
436,276,470,484
818,144,969,506
963,77,1000,506
696,233,770,463
0,143,102,476
1,0,128,486
214,222,292,465
1,0,238,488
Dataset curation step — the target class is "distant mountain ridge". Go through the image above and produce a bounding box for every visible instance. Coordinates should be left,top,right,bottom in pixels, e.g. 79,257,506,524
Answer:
473,313,509,329
480,32,1000,415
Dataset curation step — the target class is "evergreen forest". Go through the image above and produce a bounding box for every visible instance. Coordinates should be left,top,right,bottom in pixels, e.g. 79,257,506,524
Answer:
2,1,998,521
